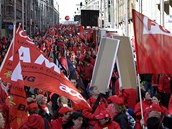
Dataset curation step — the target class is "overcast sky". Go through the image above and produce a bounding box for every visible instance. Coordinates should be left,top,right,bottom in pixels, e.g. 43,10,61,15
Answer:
58,0,85,22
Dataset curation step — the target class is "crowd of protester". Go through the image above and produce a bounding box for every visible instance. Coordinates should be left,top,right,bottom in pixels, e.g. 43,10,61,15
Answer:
0,24,172,129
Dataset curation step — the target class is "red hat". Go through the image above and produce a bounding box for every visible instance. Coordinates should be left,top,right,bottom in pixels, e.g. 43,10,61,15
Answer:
58,107,73,114
147,104,162,113
96,110,111,120
23,114,45,128
27,103,38,111
108,95,124,106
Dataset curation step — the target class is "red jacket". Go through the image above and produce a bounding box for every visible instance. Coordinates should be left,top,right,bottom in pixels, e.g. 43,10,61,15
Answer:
119,88,137,109
82,96,108,125
143,104,168,126
51,117,63,129
158,75,172,94
134,100,152,129
93,121,121,129
82,63,94,81
20,114,45,129
151,74,159,85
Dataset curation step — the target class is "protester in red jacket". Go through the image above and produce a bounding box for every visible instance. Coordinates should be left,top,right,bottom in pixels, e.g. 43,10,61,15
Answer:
134,90,152,129
143,94,169,127
51,107,73,129
21,114,45,129
81,57,94,87
82,86,108,127
151,94,168,115
63,111,88,129
93,110,121,129
143,103,166,128
107,95,134,129
158,74,172,108
20,103,45,129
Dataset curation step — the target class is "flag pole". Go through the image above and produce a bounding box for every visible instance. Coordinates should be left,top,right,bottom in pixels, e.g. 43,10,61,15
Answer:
22,0,24,30
160,0,164,26
139,0,142,13
125,0,129,36
14,0,16,27
137,74,144,129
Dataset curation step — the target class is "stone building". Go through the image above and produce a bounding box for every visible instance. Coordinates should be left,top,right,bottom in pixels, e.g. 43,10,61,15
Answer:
0,0,59,36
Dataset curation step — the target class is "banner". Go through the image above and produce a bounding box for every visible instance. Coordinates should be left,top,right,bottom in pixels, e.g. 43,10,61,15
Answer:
0,26,91,111
132,9,172,74
7,27,28,128
114,36,137,89
91,38,120,93
8,78,28,129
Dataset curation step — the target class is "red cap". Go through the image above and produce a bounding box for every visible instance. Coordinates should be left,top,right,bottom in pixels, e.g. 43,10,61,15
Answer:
27,103,38,111
96,110,111,119
108,95,124,106
147,104,162,113
58,107,73,114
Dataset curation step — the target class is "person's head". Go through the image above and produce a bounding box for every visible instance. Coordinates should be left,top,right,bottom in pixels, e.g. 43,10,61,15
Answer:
70,51,76,62
107,95,126,114
0,112,5,129
68,111,84,129
141,90,151,101
70,79,77,86
146,117,162,129
96,110,111,125
57,96,68,108
58,107,73,122
84,57,91,65
36,94,47,106
27,102,39,114
89,86,100,97
152,94,161,104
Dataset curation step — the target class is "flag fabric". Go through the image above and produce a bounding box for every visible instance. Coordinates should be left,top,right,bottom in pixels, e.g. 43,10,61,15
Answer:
0,26,91,111
54,54,68,77
8,74,28,129
5,26,28,128
132,9,172,74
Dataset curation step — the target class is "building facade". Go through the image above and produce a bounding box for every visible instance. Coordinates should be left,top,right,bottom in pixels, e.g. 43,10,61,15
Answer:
84,0,172,37
0,0,59,37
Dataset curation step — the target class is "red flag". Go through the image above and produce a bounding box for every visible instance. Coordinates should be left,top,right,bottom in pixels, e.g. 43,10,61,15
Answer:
5,26,28,128
132,9,172,74
0,26,91,111
8,75,28,128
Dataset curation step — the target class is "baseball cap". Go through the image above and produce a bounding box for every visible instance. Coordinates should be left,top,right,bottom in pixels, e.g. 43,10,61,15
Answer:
108,95,124,106
96,110,111,120
58,107,73,114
